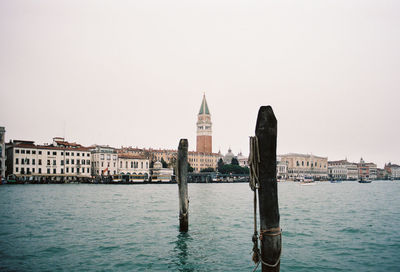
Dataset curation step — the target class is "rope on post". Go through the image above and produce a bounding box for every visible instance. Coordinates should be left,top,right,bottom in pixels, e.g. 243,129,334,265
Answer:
249,136,282,271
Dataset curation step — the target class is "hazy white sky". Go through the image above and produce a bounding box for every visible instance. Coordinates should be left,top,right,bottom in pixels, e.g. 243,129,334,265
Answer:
1,0,399,167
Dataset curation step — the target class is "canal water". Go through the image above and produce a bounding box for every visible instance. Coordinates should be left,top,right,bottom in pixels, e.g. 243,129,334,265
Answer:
0,181,399,271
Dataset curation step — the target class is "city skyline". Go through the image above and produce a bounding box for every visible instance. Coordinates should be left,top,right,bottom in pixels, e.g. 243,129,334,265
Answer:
1,0,399,168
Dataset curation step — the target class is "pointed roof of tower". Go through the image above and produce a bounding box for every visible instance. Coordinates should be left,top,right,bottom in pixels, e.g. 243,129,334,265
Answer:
198,93,210,115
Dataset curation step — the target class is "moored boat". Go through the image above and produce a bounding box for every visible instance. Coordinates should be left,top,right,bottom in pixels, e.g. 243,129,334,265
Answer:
358,177,372,183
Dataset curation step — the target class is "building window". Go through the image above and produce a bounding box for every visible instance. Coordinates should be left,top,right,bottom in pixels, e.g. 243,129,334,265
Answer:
53,169,56,174
141,162,143,168
26,159,30,165
131,162,133,168
120,161,122,168
72,159,74,164
61,160,64,166
61,169,64,174
21,150,25,154
302,161,304,166
15,149,20,154
47,151,50,155
27,150,31,154
38,168,41,174
100,154,104,160
61,152,64,156
53,160,56,165
39,151,42,155
39,159,42,165
15,158,19,164
16,167,19,172
71,152,74,156
53,152,56,156
107,154,110,160
71,168,74,173
107,162,110,167
47,169,50,174
87,153,90,157
66,152,70,156
126,162,128,168
101,162,104,167
66,167,69,173
77,153,80,156
32,159,35,165
82,168,84,173
21,159,25,165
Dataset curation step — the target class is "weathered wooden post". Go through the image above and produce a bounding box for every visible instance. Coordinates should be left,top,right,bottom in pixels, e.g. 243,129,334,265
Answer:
177,139,189,232
250,106,281,271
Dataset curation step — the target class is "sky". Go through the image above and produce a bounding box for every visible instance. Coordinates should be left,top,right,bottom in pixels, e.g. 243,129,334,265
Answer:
1,0,399,168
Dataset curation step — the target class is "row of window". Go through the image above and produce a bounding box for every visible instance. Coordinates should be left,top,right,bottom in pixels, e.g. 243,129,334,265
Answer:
15,158,90,166
295,160,326,168
15,149,90,157
120,161,147,169
99,154,117,160
15,167,90,174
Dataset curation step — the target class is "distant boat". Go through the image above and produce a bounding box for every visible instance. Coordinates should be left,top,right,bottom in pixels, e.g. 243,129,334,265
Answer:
330,180,342,183
358,177,372,183
300,176,315,185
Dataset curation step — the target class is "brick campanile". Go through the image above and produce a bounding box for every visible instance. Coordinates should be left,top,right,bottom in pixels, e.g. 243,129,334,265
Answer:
196,94,212,153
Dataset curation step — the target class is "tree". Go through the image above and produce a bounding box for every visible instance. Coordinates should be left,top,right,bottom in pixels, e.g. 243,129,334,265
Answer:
217,158,224,172
231,157,239,166
187,162,194,173
160,157,168,168
200,167,215,173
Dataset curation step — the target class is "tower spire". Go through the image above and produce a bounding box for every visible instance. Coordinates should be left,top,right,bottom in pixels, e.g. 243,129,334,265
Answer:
199,93,210,115
196,93,212,153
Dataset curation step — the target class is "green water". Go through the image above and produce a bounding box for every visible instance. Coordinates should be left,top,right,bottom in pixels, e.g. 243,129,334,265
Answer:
0,182,399,271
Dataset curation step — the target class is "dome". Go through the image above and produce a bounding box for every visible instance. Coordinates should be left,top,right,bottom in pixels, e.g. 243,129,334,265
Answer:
223,148,236,164
154,161,163,169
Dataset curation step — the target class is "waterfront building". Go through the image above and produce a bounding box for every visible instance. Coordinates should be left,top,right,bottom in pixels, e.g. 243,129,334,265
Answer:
117,153,149,177
0,127,5,179
90,145,118,176
393,166,400,179
279,153,328,180
377,168,386,180
357,158,377,180
347,163,359,180
196,94,212,154
357,158,369,179
237,152,249,167
328,159,358,180
276,157,288,180
366,162,377,180
5,137,91,180
188,151,221,172
120,146,221,173
384,163,400,179
150,160,174,182
328,163,347,180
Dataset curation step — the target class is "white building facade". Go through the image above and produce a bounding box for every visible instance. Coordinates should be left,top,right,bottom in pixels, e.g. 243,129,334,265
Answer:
91,145,118,176
6,138,91,180
280,153,328,180
118,153,149,176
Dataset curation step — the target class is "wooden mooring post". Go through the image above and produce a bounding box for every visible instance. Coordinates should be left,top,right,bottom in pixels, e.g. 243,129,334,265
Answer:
177,139,189,232
252,106,281,271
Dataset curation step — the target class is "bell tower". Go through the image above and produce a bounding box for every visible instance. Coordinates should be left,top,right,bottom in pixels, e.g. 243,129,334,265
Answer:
196,94,212,153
